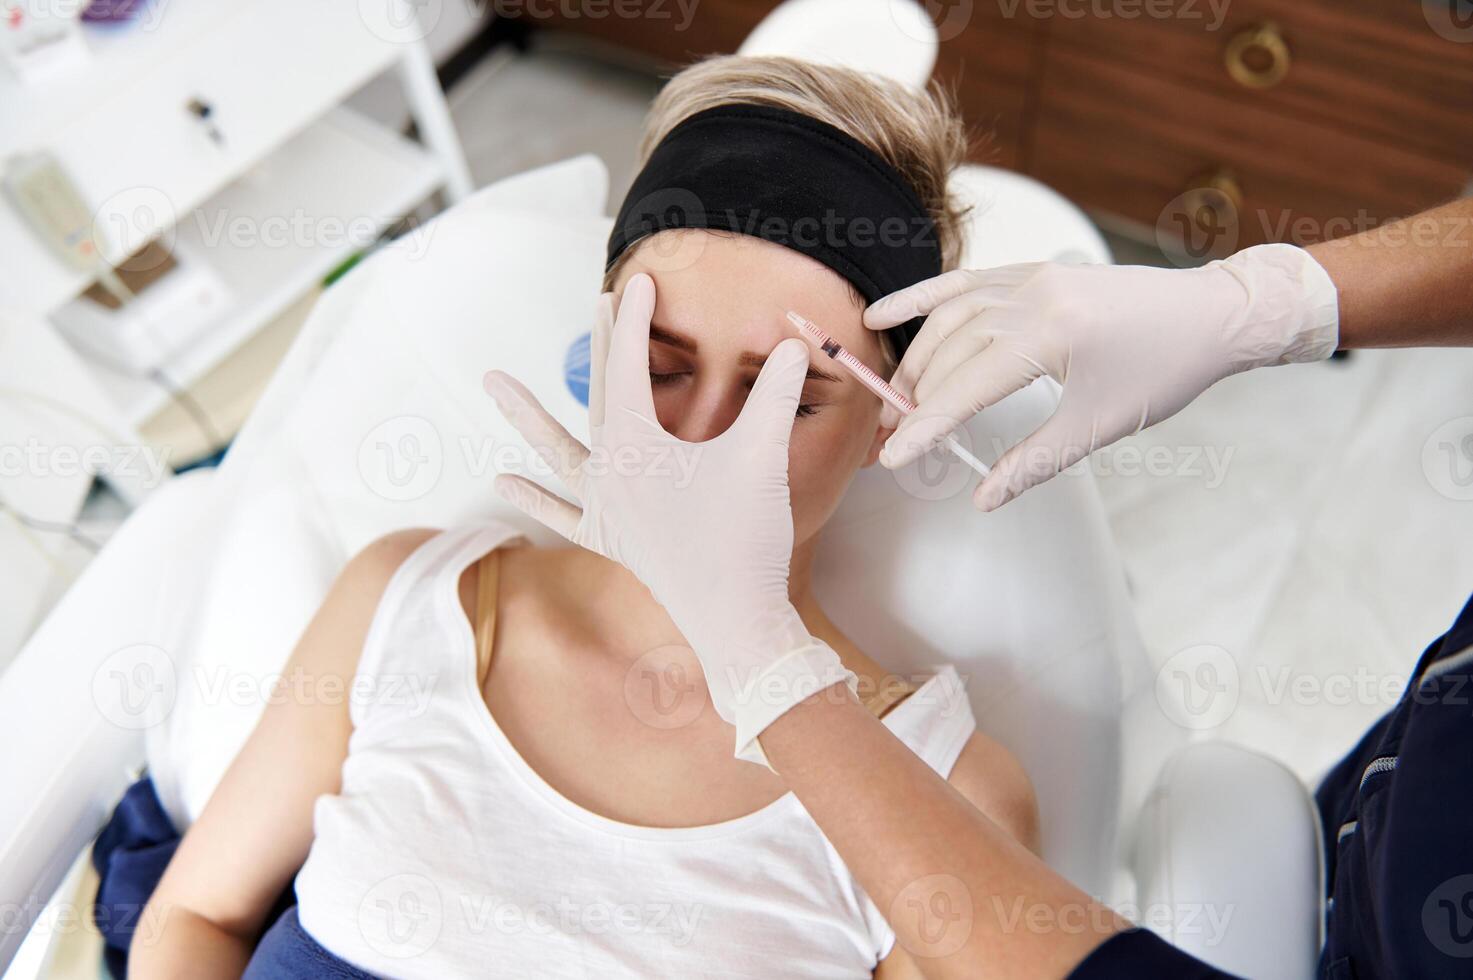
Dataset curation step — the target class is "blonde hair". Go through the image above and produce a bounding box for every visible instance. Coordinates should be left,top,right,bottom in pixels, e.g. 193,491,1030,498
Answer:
604,55,973,310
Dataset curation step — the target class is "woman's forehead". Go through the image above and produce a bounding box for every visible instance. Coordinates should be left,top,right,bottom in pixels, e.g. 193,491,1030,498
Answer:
615,230,880,360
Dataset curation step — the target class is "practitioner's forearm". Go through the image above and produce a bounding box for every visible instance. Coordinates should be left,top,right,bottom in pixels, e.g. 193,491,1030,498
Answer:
1308,197,1473,350
758,686,1124,980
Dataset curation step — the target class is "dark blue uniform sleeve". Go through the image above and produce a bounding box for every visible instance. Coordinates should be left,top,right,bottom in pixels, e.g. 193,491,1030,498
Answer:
1316,592,1473,977
1067,929,1241,979
1072,594,1473,980
1352,633,1473,974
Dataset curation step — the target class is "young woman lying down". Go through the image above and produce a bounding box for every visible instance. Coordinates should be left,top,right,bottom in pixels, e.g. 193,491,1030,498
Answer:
135,56,1045,979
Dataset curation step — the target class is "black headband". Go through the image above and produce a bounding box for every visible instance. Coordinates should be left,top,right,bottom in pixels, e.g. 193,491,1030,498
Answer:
606,103,942,355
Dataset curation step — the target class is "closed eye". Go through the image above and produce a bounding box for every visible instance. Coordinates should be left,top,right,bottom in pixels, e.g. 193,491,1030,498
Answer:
650,369,821,418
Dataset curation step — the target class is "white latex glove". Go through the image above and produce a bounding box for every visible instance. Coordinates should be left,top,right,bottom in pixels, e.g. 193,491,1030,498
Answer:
863,243,1340,511
483,272,856,766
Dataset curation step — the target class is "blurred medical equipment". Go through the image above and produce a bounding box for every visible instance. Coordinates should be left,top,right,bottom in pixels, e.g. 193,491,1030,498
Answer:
1,153,107,278
0,311,158,677
0,0,473,692
0,3,1323,978
51,241,234,374
0,0,472,432
787,310,991,478
0,0,88,83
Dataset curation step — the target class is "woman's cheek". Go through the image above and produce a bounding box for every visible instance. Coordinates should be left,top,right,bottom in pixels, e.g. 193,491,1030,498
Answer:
786,415,864,544
651,387,682,435
787,441,817,530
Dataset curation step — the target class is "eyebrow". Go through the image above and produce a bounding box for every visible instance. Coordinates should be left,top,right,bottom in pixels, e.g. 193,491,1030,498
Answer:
649,322,844,384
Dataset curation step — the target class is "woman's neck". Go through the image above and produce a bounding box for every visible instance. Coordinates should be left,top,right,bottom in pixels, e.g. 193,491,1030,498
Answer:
554,538,895,716
570,537,834,660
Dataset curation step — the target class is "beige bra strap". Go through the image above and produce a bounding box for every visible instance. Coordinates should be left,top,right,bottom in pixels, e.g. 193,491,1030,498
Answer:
866,676,916,720
474,548,503,688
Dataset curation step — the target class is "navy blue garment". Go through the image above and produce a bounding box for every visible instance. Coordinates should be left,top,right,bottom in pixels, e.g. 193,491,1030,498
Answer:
242,906,376,979
91,775,296,979
1067,928,1239,978
91,777,183,979
1072,591,1473,979
1315,590,1473,977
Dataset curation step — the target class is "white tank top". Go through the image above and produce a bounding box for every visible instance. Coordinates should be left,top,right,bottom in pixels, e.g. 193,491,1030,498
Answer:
294,523,977,978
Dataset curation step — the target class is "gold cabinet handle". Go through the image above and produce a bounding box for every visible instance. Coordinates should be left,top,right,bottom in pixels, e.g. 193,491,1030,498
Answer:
1160,169,1244,260
1184,169,1244,216
1224,22,1291,90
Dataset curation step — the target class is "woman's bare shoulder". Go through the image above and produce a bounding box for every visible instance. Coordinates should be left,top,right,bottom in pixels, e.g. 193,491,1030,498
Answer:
345,526,538,594
949,730,1041,853
343,527,441,582
460,540,594,638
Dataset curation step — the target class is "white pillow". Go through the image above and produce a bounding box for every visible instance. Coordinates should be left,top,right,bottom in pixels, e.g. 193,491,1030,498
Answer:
153,156,614,824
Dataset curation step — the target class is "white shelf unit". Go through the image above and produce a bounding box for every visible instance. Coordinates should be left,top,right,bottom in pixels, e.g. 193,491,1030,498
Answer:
90,107,446,425
0,0,473,461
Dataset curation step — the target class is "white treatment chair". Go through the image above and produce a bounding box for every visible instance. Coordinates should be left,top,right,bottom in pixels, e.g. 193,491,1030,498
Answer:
1,154,1321,980
738,0,938,91
0,6,1321,980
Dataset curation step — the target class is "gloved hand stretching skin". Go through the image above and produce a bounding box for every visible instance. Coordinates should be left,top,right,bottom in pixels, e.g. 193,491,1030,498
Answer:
484,272,856,766
864,243,1340,511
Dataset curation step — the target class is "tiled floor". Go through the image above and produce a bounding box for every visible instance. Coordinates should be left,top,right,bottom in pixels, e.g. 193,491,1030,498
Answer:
443,34,1473,782
1099,346,1473,781
446,36,661,208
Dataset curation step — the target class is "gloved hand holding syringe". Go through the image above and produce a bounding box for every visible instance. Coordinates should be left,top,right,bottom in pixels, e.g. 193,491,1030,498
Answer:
784,310,991,478
864,243,1342,511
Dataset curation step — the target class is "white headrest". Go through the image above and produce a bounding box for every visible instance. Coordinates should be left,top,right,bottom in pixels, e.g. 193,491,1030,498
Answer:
738,0,938,92
154,154,1140,897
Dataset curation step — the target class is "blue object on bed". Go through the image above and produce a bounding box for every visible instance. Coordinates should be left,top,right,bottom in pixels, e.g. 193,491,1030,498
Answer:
91,775,295,978
242,906,376,979
91,776,180,978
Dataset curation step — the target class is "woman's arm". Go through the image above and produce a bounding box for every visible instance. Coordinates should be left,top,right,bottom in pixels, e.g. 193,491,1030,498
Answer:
761,686,1123,980
131,530,434,978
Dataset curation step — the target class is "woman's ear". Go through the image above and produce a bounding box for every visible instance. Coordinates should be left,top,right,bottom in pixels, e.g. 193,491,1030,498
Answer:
861,423,895,468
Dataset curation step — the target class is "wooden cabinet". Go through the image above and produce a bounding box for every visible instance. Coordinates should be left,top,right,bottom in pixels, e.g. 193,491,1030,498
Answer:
932,2,1047,172
1037,0,1473,256
519,0,1473,256
507,0,776,63
1030,46,1471,255
1046,1,1473,161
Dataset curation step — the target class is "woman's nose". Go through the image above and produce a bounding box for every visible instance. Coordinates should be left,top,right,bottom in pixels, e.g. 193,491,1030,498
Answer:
657,382,745,443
